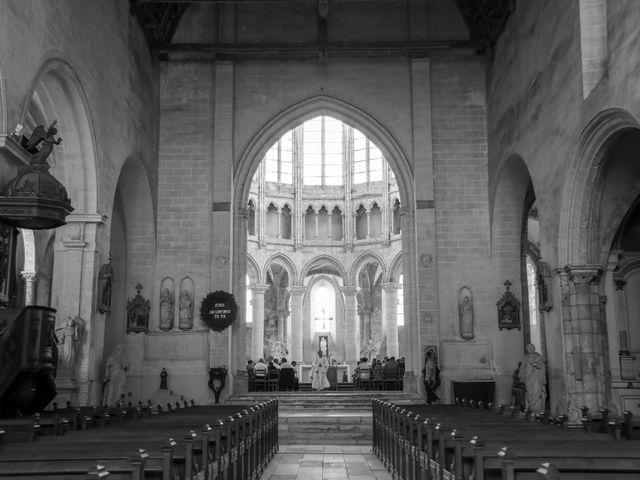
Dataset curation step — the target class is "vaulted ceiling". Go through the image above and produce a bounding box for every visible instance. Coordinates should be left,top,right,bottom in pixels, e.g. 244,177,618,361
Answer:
130,0,515,55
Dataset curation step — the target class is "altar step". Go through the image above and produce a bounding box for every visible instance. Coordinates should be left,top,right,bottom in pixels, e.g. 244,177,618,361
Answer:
228,390,423,411
278,412,373,445
227,391,424,444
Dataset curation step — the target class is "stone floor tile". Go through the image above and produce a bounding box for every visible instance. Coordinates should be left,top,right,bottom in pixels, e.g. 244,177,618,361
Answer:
273,463,300,475
299,460,323,468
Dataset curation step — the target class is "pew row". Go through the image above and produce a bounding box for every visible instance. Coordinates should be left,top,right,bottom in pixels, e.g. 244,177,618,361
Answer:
372,400,640,480
0,401,278,479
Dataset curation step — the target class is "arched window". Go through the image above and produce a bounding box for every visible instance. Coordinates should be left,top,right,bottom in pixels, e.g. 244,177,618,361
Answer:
526,256,540,349
266,203,278,238
302,116,344,186
397,274,404,326
265,131,293,184
331,206,343,241
312,280,335,332
392,199,401,234
369,203,382,238
246,274,253,324
248,200,256,236
305,206,316,240
318,206,329,240
281,204,292,240
356,205,367,240
353,129,383,184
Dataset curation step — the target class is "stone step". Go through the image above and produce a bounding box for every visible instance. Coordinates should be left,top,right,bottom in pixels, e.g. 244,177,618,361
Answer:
278,413,373,445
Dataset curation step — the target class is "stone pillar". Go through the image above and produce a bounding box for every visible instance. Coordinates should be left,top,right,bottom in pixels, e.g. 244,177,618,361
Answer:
342,286,359,366
559,265,606,422
277,310,285,343
382,283,399,358
328,213,333,240
289,286,306,363
51,214,106,405
21,271,37,306
251,284,269,360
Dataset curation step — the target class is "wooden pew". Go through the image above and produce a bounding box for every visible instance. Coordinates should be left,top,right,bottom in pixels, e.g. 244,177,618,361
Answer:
0,400,279,479
372,400,640,480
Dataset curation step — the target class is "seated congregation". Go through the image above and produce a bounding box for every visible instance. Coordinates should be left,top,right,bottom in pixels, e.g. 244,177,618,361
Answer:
244,354,406,392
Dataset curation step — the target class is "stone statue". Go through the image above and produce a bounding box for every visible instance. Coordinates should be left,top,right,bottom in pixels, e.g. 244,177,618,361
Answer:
23,121,62,165
97,258,113,314
159,287,174,331
459,292,474,340
159,368,168,390
56,315,83,370
102,344,129,406
178,290,193,330
518,343,546,412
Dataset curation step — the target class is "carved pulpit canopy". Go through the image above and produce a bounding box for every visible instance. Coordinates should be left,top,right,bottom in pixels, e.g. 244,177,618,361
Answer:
127,283,150,334
0,122,73,229
496,280,521,331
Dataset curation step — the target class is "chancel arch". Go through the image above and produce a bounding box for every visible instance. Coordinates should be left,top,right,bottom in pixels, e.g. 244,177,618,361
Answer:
236,96,417,376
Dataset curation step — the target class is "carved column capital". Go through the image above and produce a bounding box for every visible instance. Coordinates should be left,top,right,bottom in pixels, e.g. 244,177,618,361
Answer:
340,285,358,296
250,283,270,295
21,270,37,282
563,265,602,287
381,282,399,293
288,285,307,297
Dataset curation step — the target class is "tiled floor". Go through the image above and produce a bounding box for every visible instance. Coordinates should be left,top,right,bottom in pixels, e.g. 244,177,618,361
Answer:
260,444,392,480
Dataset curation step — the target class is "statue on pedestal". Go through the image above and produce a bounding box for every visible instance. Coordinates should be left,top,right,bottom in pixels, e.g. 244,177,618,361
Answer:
518,343,546,413
56,315,83,371
102,344,129,406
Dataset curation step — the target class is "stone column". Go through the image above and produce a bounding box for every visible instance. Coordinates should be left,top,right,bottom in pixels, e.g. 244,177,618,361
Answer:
51,214,106,405
21,271,37,306
289,286,306,363
559,265,606,422
277,310,285,343
382,283,399,358
342,286,359,366
251,284,269,360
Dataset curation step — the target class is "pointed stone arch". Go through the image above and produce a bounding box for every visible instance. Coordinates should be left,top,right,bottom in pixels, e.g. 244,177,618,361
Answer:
235,95,413,209
299,254,349,286
559,108,640,266
21,58,99,214
388,252,403,283
350,251,387,285
246,254,261,284
263,253,298,286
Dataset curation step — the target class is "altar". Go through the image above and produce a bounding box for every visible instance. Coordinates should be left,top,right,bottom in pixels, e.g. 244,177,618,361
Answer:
299,364,350,383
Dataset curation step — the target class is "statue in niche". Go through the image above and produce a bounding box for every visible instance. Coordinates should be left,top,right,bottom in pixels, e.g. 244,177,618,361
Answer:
159,287,174,331
178,290,193,330
518,343,546,412
56,315,83,370
102,344,129,406
458,288,474,341
126,283,150,333
97,256,113,314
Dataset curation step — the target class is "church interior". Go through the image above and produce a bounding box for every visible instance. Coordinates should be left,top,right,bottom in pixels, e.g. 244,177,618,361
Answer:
1,0,640,478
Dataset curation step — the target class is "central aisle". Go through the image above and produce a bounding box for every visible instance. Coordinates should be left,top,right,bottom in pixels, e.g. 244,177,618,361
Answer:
260,444,392,480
